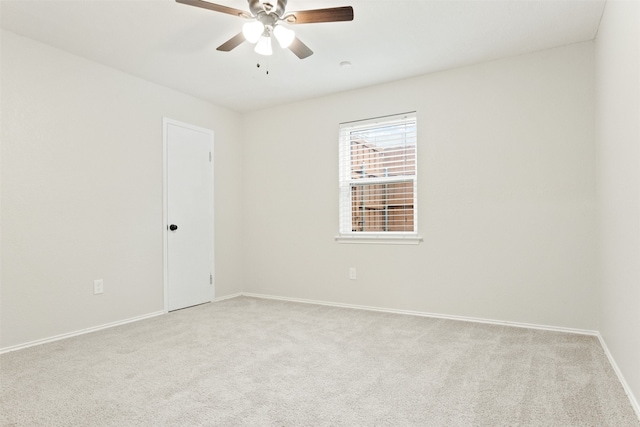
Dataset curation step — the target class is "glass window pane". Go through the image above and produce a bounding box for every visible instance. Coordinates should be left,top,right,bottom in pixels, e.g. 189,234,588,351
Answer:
350,182,415,232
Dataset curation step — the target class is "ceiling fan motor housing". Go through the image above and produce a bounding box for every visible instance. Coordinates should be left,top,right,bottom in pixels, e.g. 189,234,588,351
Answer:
250,0,287,18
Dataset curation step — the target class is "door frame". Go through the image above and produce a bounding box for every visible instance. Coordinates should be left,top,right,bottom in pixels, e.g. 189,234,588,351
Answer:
162,117,215,313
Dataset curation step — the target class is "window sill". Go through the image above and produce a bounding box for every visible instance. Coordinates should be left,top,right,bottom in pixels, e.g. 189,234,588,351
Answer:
335,234,423,245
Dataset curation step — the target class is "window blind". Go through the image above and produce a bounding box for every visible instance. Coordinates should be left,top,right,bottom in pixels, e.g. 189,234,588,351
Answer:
339,112,417,236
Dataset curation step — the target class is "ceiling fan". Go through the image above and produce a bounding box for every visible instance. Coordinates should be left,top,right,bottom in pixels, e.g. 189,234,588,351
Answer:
176,0,354,59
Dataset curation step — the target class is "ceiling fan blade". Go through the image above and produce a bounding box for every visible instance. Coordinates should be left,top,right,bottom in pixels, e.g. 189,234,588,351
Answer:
289,37,313,59
286,6,354,24
175,0,250,18
217,32,246,51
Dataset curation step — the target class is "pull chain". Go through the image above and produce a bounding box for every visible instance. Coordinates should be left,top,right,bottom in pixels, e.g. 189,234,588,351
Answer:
256,62,270,75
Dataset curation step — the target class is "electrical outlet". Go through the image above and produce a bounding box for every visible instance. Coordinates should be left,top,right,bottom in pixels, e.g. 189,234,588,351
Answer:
349,267,357,280
94,279,104,295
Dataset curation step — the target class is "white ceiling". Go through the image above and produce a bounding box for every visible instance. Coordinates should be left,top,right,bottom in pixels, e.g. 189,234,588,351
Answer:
1,0,605,113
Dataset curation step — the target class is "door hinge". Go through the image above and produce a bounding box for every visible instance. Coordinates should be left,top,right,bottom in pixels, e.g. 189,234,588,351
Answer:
209,152,212,162
210,274,213,285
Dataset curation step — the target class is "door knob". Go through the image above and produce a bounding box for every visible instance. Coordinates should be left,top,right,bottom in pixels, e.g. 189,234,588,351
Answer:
169,224,178,231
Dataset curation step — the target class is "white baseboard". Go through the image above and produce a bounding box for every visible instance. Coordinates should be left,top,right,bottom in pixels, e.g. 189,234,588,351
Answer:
241,292,598,336
597,333,640,421
213,292,243,302
0,310,165,355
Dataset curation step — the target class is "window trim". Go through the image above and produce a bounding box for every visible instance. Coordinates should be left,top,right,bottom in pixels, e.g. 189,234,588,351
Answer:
334,234,423,245
337,112,421,244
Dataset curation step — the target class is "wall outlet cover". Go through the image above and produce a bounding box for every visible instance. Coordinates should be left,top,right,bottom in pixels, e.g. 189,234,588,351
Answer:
94,279,104,295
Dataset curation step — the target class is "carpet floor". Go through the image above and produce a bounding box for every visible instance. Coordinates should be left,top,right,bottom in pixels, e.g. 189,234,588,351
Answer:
1,296,638,426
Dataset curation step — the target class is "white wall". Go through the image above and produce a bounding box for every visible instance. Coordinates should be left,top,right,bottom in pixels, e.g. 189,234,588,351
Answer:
0,30,244,349
242,42,598,331
595,0,640,410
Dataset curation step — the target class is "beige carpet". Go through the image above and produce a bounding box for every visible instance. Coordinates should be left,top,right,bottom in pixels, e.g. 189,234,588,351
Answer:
1,296,638,426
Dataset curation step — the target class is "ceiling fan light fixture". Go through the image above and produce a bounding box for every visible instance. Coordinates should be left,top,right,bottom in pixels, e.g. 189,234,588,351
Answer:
177,0,354,59
254,35,273,56
273,25,295,48
242,21,265,44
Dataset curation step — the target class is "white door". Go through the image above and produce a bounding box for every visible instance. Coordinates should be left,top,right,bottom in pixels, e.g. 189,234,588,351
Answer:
164,118,214,311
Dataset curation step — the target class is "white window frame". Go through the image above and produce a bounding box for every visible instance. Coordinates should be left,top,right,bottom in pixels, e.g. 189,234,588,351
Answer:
336,112,422,245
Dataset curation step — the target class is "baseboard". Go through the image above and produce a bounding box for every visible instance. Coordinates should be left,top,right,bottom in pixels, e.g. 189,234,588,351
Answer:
0,310,165,355
241,292,599,336
0,292,598,351
597,333,640,421
213,292,243,302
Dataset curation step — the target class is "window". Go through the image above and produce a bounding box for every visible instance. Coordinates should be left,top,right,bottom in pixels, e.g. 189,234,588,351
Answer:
338,112,420,244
